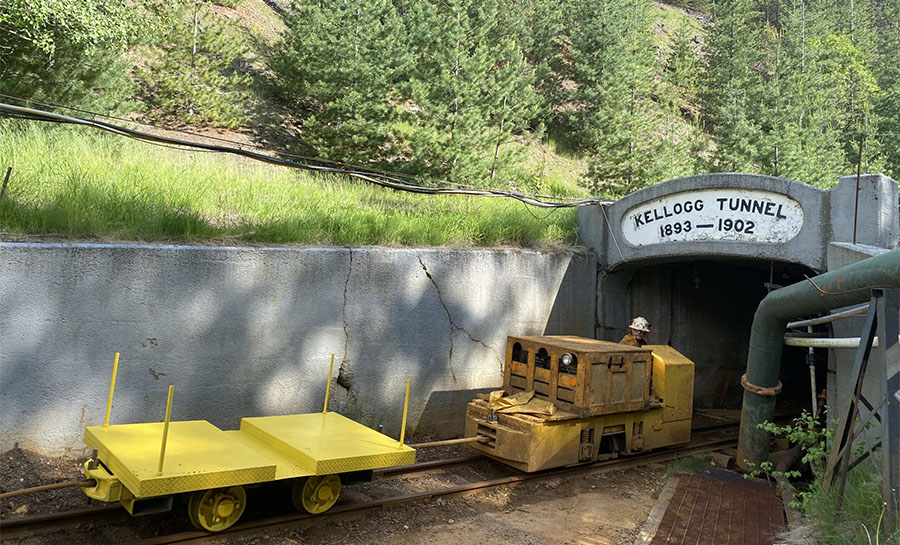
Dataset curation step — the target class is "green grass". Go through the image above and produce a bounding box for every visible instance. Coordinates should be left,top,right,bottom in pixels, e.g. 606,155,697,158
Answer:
665,454,710,476
516,138,590,199
0,121,579,247
800,468,899,545
651,2,706,53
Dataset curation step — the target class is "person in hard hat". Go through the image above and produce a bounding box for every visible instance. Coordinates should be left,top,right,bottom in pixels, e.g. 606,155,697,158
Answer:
620,316,650,347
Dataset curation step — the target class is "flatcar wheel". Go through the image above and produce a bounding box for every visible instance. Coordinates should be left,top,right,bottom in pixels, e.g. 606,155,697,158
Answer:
292,475,341,514
187,486,247,532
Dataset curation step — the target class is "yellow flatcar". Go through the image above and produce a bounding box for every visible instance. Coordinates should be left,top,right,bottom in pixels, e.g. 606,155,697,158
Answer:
464,336,694,472
81,356,414,532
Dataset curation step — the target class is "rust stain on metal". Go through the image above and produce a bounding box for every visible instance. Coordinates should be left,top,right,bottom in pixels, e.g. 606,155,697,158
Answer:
650,471,785,545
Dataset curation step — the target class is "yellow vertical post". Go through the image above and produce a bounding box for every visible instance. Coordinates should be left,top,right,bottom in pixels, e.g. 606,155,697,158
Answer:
322,354,335,414
104,352,120,427
398,379,410,448
157,385,175,476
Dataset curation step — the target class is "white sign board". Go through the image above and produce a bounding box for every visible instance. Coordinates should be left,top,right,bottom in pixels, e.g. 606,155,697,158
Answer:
621,189,804,246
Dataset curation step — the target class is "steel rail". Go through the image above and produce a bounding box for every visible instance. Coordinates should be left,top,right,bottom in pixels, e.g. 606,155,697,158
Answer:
0,453,484,540
0,505,127,540
123,430,738,545
2,425,739,542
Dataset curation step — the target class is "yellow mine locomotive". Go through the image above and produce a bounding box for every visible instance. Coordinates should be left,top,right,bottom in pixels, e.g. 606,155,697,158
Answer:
465,336,694,472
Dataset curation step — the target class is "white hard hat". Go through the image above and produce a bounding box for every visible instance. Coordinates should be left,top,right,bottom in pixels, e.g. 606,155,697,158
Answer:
629,316,650,332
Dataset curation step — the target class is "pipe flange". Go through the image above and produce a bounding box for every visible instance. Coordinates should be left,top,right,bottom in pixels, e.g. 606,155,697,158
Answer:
741,374,783,396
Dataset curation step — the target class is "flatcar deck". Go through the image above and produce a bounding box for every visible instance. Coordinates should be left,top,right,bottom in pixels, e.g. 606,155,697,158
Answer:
239,412,416,475
84,413,416,499
84,420,277,498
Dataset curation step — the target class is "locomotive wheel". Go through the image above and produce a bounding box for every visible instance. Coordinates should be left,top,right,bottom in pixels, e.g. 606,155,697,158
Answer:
187,486,247,532
292,475,341,514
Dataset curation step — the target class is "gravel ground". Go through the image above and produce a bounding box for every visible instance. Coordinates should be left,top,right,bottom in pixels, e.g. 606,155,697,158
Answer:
1,442,672,545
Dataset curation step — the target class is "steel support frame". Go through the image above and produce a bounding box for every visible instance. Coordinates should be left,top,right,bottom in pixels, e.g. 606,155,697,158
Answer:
820,288,899,524
877,289,899,524
822,292,879,501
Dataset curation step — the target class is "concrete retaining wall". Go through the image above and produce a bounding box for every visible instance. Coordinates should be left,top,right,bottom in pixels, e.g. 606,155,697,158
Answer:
0,243,596,456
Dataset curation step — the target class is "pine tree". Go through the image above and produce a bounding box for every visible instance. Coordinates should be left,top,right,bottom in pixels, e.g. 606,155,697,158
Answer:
0,40,137,113
808,0,884,174
757,0,849,186
0,0,145,111
658,21,706,181
512,0,566,124
273,0,412,167
403,0,539,185
565,0,663,196
870,0,900,179
700,0,764,172
138,2,252,129
666,23,699,99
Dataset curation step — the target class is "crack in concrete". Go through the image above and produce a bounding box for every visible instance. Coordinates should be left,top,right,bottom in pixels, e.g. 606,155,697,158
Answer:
417,255,503,380
338,249,353,391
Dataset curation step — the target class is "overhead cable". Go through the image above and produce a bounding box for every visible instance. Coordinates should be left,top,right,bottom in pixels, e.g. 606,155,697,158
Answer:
0,92,588,201
0,102,612,209
0,92,459,187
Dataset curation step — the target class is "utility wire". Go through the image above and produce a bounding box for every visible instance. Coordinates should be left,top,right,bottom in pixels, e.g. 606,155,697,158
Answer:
0,102,612,209
0,92,588,201
0,92,437,185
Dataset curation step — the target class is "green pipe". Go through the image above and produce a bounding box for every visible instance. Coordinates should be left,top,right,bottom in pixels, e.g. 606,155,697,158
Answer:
737,249,900,471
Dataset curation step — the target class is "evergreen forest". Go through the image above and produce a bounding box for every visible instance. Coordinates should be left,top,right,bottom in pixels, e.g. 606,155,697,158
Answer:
1,0,898,198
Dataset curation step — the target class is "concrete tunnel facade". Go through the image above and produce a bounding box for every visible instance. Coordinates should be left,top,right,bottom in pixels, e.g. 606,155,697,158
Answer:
578,173,899,422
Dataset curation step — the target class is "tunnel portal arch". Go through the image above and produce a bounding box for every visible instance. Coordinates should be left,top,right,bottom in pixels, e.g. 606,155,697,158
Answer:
578,173,899,413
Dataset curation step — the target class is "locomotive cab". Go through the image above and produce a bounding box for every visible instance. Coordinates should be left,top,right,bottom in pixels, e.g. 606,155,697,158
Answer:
464,336,694,472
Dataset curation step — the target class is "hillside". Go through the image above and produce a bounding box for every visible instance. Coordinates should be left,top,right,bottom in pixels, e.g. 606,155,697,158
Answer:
1,0,898,247
194,0,709,196
191,0,713,197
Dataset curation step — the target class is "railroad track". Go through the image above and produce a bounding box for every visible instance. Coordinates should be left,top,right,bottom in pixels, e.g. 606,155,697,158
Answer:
0,454,483,542
1,425,738,544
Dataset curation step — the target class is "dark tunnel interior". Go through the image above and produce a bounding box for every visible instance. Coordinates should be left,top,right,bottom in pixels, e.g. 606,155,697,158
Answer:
625,259,827,415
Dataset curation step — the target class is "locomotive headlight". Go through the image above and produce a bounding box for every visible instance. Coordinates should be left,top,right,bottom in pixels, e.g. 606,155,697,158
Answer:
560,353,573,368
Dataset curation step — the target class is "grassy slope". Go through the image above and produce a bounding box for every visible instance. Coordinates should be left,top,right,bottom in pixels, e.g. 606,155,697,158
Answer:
0,122,577,247
0,0,709,248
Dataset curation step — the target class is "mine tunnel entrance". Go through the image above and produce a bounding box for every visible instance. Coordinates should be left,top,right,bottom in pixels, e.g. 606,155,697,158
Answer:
624,259,824,414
